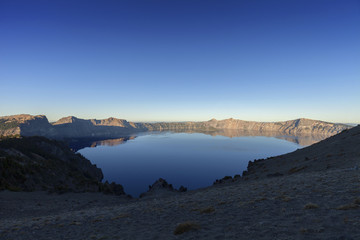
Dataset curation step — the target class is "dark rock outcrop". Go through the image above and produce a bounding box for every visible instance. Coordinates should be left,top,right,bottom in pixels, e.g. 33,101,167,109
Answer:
0,136,124,195
139,178,187,198
99,181,127,196
213,174,241,185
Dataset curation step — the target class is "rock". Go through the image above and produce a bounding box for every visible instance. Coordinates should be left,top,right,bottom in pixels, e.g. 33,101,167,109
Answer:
100,181,126,196
139,178,187,198
213,175,241,185
178,186,187,192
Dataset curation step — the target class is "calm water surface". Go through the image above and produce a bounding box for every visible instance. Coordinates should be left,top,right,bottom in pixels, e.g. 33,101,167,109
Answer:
77,132,313,197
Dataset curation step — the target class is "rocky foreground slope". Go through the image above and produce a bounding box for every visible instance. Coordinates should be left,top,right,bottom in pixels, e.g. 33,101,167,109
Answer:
0,136,125,195
0,114,351,139
0,125,360,239
242,125,360,180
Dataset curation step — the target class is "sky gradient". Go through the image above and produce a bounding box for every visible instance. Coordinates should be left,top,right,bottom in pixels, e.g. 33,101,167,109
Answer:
1,0,359,123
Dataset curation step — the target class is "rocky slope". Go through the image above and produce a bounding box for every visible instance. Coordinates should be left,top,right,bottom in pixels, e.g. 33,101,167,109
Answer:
0,114,352,139
242,124,360,180
0,136,125,195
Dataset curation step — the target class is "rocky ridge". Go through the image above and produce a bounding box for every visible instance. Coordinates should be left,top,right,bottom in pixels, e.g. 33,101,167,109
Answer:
139,178,187,198
143,118,350,136
0,114,352,139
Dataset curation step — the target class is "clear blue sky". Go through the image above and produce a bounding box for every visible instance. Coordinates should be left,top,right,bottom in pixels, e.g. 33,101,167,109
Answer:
1,0,359,123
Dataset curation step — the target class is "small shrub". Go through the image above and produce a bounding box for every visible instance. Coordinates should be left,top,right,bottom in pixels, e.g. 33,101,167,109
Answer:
173,222,201,235
353,198,360,205
288,166,307,174
336,204,359,210
282,196,291,202
200,206,215,214
304,203,319,209
255,197,268,202
0,120,19,130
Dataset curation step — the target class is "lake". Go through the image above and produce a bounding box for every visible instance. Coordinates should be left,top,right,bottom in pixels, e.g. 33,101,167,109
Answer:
76,131,322,197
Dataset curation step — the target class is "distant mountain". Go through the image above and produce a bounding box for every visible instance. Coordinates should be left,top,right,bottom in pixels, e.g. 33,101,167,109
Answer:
0,114,147,139
141,118,351,136
0,114,352,139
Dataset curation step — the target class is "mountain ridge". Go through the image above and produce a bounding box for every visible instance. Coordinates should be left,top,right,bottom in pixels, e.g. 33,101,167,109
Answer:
0,114,352,139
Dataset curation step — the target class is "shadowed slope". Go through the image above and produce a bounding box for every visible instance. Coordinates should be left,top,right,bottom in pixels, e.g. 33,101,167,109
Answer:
243,125,360,179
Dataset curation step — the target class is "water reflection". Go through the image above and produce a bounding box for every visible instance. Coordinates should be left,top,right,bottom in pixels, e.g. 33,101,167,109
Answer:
71,130,328,151
198,129,328,146
69,136,136,151
90,136,137,148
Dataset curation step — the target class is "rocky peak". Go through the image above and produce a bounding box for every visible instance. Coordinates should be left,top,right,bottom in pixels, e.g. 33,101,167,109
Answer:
53,116,80,125
139,178,187,198
0,114,48,123
92,117,130,127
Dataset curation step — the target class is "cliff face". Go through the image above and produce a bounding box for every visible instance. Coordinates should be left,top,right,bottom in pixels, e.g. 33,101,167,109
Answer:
0,115,146,139
141,118,350,136
0,114,352,139
0,136,103,192
0,136,127,195
52,116,147,138
0,114,58,138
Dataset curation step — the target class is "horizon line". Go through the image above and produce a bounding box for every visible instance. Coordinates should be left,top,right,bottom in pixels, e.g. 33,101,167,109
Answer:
1,113,358,125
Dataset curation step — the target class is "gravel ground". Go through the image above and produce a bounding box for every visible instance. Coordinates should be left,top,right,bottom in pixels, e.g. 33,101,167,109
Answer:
1,167,360,240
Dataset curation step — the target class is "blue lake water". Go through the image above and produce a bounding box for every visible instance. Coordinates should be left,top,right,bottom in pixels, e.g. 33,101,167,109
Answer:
77,131,316,197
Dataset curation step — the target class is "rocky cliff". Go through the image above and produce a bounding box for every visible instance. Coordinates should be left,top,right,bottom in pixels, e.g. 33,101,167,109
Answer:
0,136,126,195
142,118,350,136
0,114,56,137
0,136,103,192
51,116,147,138
0,114,352,139
0,115,146,139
